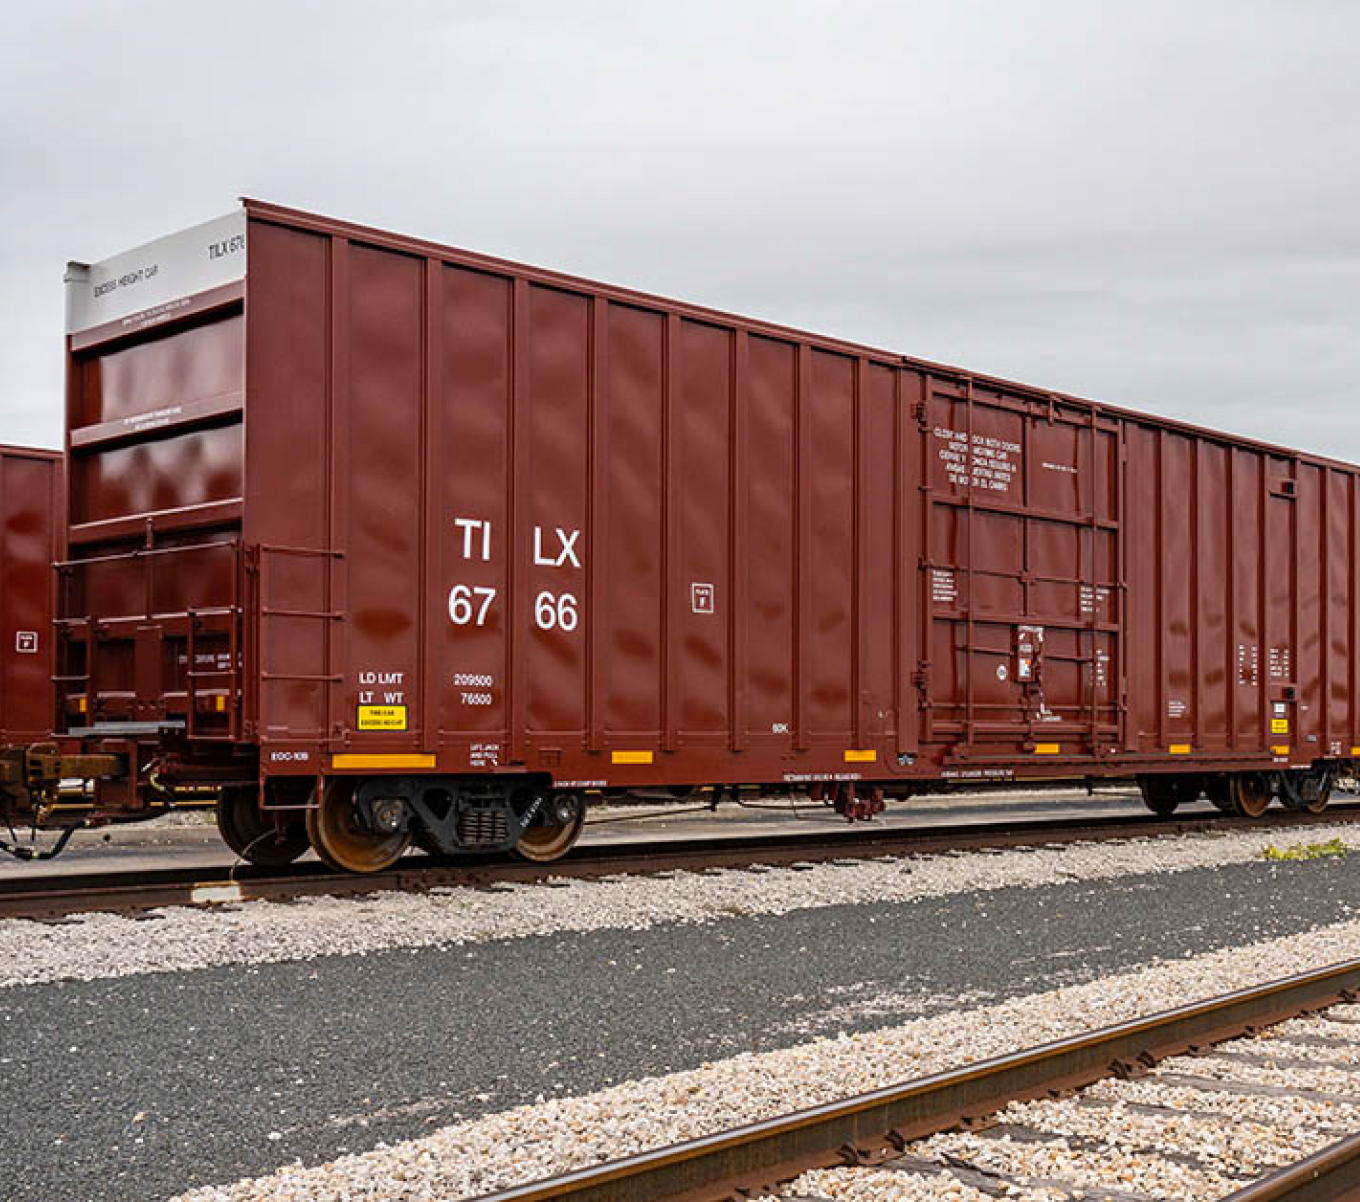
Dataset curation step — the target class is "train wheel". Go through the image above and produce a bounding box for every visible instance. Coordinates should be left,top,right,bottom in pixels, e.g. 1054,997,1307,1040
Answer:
1303,773,1333,815
216,787,309,867
1230,772,1274,818
1280,769,1332,815
1203,774,1235,813
306,778,411,873
515,790,585,863
1138,774,1199,817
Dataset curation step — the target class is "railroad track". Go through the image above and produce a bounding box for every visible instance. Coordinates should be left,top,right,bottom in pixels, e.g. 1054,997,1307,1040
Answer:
476,958,1360,1202
3,803,1359,920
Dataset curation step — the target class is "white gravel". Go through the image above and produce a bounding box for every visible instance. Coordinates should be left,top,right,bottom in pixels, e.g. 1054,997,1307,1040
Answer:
173,916,1360,1202
5,821,1356,988
763,1166,1020,1200
906,1132,1241,1198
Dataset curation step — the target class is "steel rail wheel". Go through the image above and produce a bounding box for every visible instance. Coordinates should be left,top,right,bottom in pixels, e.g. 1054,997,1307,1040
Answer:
1280,768,1333,815
515,791,585,863
216,787,309,867
1203,774,1235,813
1303,776,1333,815
306,778,411,873
1138,774,1200,817
1230,772,1274,818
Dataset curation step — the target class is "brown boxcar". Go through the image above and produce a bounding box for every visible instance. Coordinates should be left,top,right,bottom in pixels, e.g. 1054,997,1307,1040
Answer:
0,445,60,744
36,200,1355,869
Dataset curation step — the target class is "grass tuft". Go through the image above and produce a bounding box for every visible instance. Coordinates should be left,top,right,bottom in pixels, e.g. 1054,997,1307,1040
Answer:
1261,837,1348,861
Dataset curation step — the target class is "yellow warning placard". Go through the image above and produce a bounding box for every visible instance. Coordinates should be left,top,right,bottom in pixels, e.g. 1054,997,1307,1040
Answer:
357,704,408,731
1270,718,1289,734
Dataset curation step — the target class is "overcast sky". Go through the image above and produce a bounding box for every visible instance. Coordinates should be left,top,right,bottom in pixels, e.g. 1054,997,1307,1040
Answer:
2,1,1356,457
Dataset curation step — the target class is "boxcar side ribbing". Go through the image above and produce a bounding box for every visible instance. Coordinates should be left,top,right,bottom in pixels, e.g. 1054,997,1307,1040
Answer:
36,200,1356,867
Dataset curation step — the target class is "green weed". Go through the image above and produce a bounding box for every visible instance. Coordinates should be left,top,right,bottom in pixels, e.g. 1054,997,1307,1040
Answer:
1261,837,1348,861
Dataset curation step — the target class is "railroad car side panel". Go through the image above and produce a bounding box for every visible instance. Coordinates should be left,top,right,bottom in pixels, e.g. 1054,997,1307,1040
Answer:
861,362,900,747
1115,429,1360,769
1193,441,1226,751
674,319,732,742
244,220,335,749
1161,431,1195,753
440,264,513,749
343,243,426,753
1229,447,1264,750
742,334,796,748
522,283,590,742
597,302,663,741
242,212,925,782
0,448,60,743
1264,453,1297,755
806,349,856,744
1326,469,1354,754
1296,463,1322,757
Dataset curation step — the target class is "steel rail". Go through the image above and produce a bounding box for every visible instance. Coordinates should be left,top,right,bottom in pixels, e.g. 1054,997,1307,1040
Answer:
1225,1131,1360,1201
473,960,1360,1202
3,804,1360,920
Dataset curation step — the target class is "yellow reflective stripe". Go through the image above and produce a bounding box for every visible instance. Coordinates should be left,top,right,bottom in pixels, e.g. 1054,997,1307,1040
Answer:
1168,743,1191,755
611,750,654,765
331,753,436,770
843,749,877,763
1033,743,1061,755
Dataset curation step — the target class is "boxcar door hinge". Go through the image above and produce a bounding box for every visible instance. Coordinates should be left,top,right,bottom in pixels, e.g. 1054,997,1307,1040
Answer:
912,401,928,429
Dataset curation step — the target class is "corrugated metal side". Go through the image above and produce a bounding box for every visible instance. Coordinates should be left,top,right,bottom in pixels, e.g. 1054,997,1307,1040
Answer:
0,446,60,743
242,212,914,783
926,386,1360,775
240,201,1360,787
1121,434,1351,767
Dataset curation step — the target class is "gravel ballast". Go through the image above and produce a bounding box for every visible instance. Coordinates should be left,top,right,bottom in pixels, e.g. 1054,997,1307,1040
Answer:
4,821,1357,988
6,830,1359,1201
11,853,1359,1202
167,917,1360,1202
776,1008,1360,1200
